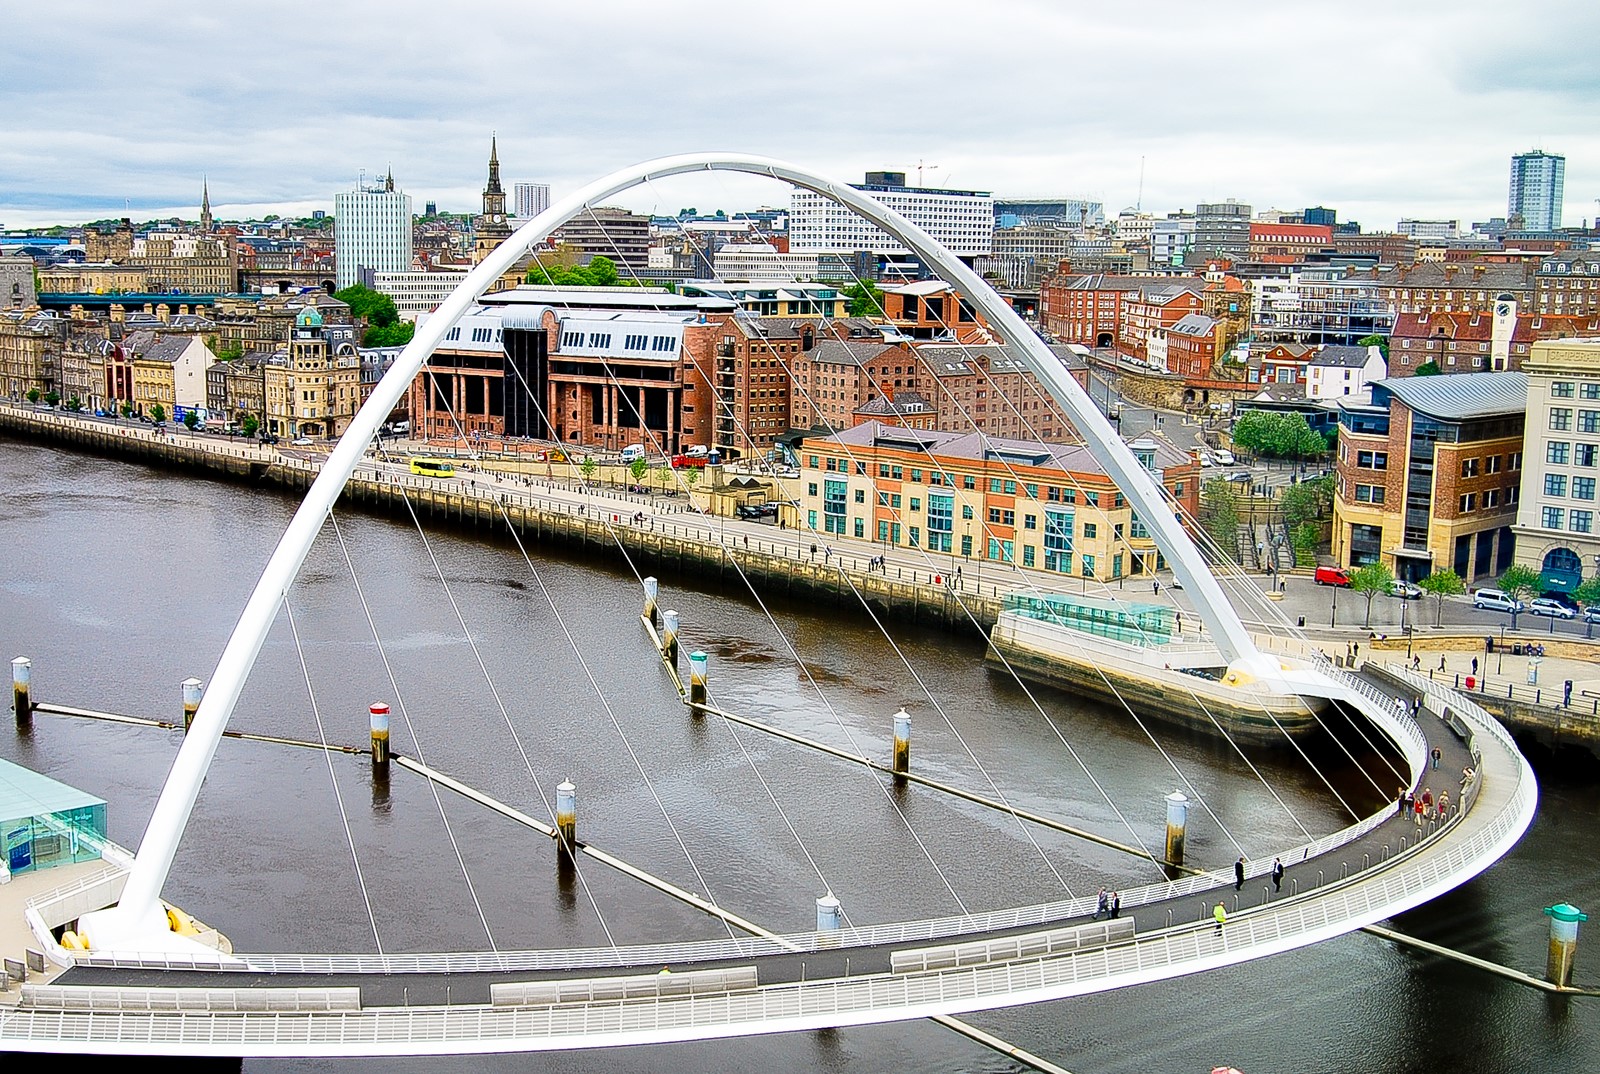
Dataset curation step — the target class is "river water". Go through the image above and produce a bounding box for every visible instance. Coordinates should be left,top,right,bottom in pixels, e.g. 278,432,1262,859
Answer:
1,440,1596,1074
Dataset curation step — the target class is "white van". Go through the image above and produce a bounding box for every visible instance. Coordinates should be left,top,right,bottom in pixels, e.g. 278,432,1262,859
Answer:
619,444,646,463
1214,449,1236,465
1471,588,1524,614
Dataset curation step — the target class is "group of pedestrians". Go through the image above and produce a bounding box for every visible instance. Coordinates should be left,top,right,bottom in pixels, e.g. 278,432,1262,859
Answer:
1093,888,1123,920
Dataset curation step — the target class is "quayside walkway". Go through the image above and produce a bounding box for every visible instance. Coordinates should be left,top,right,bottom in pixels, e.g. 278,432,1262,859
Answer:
0,663,1534,1056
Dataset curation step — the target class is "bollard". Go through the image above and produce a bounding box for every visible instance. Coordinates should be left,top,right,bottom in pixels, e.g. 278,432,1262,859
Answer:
642,576,659,626
891,708,911,780
688,651,708,708
12,658,31,731
556,780,577,856
1165,790,1189,866
1544,903,1587,987
816,893,843,931
662,609,679,665
368,703,391,773
181,677,202,732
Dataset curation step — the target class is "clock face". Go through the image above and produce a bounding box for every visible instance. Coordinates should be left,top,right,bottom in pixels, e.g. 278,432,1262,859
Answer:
1496,303,1511,316
493,215,503,224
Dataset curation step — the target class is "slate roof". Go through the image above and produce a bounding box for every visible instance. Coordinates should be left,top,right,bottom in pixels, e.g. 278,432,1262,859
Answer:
1372,372,1528,420
1309,344,1378,368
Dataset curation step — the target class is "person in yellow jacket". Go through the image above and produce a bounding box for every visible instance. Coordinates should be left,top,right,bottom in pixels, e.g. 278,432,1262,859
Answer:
1213,902,1227,933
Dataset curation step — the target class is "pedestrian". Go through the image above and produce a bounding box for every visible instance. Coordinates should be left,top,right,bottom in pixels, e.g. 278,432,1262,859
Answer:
1440,789,1451,815
1213,902,1227,933
1438,656,1447,672
1397,786,1407,815
1271,857,1284,893
1153,580,1160,596
1175,611,1183,632
1471,657,1479,676
1414,796,1425,826
1234,856,1245,891
1431,746,1441,770
1394,695,1406,715
1421,788,1433,810
1412,697,1422,719
1565,679,1574,707
1110,892,1121,919
1412,654,1421,671
810,542,817,561
1095,888,1109,920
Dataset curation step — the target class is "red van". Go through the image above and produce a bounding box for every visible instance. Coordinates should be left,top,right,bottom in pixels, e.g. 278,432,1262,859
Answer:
671,454,707,469
1314,566,1352,587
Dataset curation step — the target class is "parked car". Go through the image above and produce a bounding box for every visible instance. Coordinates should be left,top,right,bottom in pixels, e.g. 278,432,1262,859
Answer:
291,437,313,446
1529,597,1576,619
1583,607,1600,624
1214,449,1237,465
1389,580,1423,600
735,503,777,520
1471,588,1525,614
258,433,280,445
1314,566,1352,587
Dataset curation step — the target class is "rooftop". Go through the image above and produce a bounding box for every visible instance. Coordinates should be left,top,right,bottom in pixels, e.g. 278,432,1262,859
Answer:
0,758,105,822
1371,371,1529,421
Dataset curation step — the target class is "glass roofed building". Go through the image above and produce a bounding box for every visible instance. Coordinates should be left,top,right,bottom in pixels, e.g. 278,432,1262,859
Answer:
0,758,108,878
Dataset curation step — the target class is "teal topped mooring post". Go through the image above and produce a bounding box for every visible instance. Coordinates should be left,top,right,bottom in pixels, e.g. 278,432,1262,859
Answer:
688,651,708,708
1544,903,1587,987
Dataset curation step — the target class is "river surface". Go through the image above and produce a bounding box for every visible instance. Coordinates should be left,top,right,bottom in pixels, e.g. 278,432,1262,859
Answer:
1,440,1597,1074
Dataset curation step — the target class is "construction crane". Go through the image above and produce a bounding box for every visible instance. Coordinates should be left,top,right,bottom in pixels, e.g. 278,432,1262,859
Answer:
915,160,939,186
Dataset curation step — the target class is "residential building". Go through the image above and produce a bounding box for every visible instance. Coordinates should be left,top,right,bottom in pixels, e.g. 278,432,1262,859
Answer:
1509,150,1565,233
210,293,356,354
789,338,918,432
1512,337,1600,595
1250,343,1316,387
262,307,361,439
1388,304,1600,375
1250,267,1391,346
513,181,551,220
1,255,36,311
128,233,235,294
1158,313,1221,378
36,262,149,295
123,330,217,418
883,281,992,342
206,354,270,427
58,337,113,413
794,422,1199,581
1332,373,1526,581
1247,222,1332,265
1305,344,1385,400
334,171,414,291
709,315,815,455
1374,262,1536,317
1192,200,1251,264
1534,250,1600,316
1331,232,1416,267
1120,283,1204,361
1150,217,1195,268
789,171,994,262
912,343,1087,442
852,389,937,430
549,206,651,276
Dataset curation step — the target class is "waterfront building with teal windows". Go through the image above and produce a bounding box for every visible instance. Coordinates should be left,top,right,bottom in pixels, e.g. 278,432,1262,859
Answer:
0,758,108,878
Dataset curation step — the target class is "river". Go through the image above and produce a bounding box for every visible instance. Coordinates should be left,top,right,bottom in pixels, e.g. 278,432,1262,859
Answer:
1,439,1596,1073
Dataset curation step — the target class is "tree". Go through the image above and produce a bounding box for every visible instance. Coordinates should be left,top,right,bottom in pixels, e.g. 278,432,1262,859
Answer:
120,403,134,419
524,255,635,288
64,396,82,412
1230,410,1325,460
241,414,260,437
1280,474,1334,529
26,387,40,404
629,457,648,485
1291,522,1320,568
1350,562,1396,628
1574,576,1600,637
43,390,59,407
579,456,598,485
1356,333,1390,360
184,410,200,431
1418,569,1467,626
150,403,167,424
1497,564,1541,630
333,284,401,329
844,280,886,318
362,321,415,347
1414,360,1442,376
1200,478,1240,563
216,344,244,361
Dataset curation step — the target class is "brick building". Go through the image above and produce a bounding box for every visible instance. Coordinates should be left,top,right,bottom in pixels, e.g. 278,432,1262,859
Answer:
1388,306,1600,375
1534,250,1600,316
1247,222,1333,265
1373,262,1536,317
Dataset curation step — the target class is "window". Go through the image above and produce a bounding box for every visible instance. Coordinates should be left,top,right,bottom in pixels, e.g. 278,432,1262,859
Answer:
1574,476,1596,500
1510,452,1523,470
1551,407,1573,431
1553,382,1576,398
1572,510,1594,533
986,507,1015,526
1548,442,1570,464
961,504,974,520
1546,474,1568,497
1460,458,1480,478
1355,484,1385,504
807,482,818,496
1082,522,1098,539
1023,514,1037,530
1022,545,1036,567
1357,450,1388,469
1542,506,1565,529
1578,444,1598,467
1582,410,1600,434
1459,493,1476,512
1582,383,1600,400
1082,554,1096,578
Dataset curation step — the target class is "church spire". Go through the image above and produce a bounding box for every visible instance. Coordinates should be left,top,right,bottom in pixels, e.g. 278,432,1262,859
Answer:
384,165,394,193
200,176,213,232
486,133,503,196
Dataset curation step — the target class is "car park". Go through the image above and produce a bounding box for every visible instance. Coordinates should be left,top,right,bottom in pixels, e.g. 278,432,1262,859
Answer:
1529,597,1576,619
1471,588,1525,614
1389,580,1423,600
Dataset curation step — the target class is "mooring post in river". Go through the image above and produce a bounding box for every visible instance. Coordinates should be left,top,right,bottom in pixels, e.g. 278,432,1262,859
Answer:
181,677,203,732
642,576,659,627
816,892,843,948
12,657,31,731
556,780,577,860
369,702,390,776
1544,902,1587,987
662,609,679,665
688,650,708,710
1165,790,1190,866
892,707,911,782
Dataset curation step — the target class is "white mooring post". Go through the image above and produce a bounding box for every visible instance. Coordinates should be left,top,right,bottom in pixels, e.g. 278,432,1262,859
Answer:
12,658,31,731
1165,790,1190,866
642,576,659,626
369,703,391,775
181,678,203,732
556,780,577,858
662,609,680,665
892,708,911,781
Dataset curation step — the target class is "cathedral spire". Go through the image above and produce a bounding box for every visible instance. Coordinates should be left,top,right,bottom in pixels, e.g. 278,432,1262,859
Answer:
200,176,213,232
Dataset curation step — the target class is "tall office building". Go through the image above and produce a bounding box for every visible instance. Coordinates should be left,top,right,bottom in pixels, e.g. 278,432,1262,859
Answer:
334,170,414,291
514,182,551,219
1508,150,1565,232
789,171,993,262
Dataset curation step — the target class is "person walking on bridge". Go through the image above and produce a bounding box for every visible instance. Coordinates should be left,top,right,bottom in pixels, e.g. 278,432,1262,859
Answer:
1213,903,1227,933
1271,857,1285,893
1234,856,1246,891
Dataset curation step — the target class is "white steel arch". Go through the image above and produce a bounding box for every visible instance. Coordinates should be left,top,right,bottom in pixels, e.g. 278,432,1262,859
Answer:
86,153,1279,948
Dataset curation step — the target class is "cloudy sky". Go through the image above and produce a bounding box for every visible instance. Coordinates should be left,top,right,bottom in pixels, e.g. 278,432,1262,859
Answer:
3,0,1598,231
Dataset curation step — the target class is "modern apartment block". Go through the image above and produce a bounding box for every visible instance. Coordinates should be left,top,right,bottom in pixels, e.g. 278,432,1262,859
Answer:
513,182,551,219
1332,373,1526,582
334,172,414,291
1512,338,1600,596
1508,150,1565,232
789,171,994,262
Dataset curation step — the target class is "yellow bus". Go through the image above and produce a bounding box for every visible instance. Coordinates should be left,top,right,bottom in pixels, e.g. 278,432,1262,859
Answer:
409,457,457,477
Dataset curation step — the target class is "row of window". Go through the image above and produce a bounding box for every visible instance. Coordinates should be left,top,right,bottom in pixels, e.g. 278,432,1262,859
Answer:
1545,442,1599,466
1542,507,1595,533
1549,382,1600,399
1544,474,1598,499
1550,408,1600,433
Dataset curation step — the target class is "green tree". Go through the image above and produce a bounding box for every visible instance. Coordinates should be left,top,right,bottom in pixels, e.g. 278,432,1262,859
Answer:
363,321,415,347
1414,360,1441,376
629,457,648,485
150,403,167,424
241,414,260,437
183,410,200,431
844,280,886,318
333,284,401,329
120,403,134,419
1496,564,1542,630
216,344,244,361
525,255,634,288
1356,333,1390,360
1231,411,1329,460
43,390,60,407
1280,474,1334,529
64,395,82,412
579,456,598,485
26,387,40,404
1291,522,1320,568
1201,478,1240,563
1418,569,1467,626
1350,561,1396,628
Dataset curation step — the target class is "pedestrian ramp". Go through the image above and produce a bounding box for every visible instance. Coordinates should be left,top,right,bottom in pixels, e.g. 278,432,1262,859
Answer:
890,916,1135,974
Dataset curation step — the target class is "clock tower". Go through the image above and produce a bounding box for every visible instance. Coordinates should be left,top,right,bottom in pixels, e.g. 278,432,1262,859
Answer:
474,135,513,264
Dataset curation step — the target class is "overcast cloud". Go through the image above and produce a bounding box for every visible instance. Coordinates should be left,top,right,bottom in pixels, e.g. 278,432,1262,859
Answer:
3,0,1598,230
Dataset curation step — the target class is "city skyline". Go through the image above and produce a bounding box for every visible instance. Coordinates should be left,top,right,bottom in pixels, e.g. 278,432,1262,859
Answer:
2,1,1598,231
